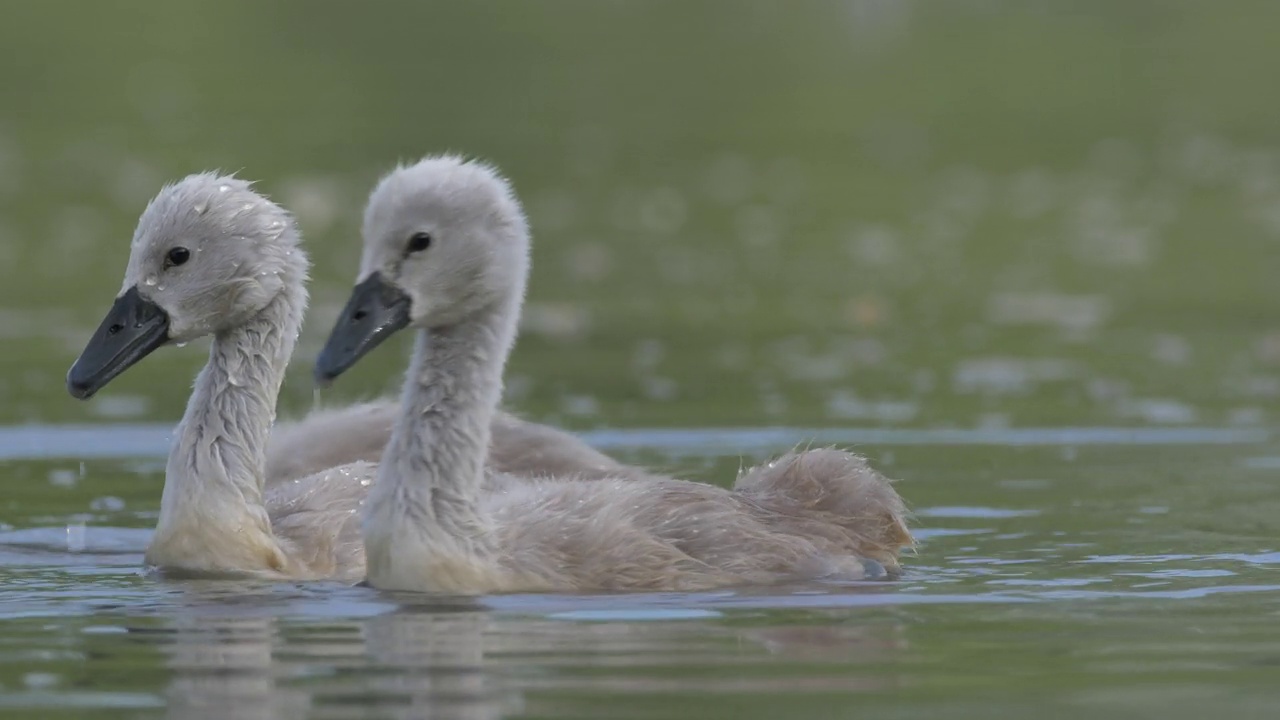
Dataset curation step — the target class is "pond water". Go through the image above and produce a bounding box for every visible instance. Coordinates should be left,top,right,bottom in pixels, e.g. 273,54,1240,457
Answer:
2,429,1279,719
3,1,1280,718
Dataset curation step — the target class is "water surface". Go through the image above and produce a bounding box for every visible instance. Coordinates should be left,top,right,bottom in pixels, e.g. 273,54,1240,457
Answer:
2,429,1279,719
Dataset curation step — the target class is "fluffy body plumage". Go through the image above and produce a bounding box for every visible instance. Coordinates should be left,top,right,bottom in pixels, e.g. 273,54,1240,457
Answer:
317,156,912,593
264,399,626,486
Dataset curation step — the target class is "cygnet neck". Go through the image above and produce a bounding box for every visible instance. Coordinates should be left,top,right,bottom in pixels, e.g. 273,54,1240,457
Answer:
369,293,521,554
147,255,307,572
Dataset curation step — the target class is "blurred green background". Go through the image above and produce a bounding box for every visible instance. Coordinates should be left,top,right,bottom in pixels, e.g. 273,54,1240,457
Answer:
3,3,1280,718
1,0,1278,431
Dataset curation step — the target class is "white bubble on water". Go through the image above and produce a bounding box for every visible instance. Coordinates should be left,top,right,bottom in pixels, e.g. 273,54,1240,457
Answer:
66,523,86,552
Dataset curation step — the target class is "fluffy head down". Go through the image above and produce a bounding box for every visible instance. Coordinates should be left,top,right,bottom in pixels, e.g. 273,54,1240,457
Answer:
125,172,307,342
359,155,530,328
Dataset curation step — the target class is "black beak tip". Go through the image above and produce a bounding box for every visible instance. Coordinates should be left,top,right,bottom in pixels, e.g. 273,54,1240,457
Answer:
66,286,174,402
66,371,96,400
312,272,411,386
313,365,337,388
312,346,345,387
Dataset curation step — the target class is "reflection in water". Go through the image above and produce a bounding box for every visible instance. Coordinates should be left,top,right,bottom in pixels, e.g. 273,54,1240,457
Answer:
162,615,309,720
360,607,514,720
158,606,512,720
145,594,911,719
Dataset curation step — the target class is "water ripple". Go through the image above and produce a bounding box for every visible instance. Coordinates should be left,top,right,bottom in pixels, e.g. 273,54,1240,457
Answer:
0,424,1269,461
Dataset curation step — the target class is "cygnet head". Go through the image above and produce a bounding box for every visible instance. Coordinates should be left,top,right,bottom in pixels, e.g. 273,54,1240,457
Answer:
314,155,530,383
67,172,305,399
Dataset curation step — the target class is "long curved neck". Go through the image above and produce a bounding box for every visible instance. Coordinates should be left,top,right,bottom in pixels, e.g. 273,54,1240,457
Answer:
368,295,519,560
148,280,306,571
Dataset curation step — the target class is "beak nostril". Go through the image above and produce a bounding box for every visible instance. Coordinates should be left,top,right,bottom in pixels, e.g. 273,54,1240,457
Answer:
108,324,123,335
352,310,367,321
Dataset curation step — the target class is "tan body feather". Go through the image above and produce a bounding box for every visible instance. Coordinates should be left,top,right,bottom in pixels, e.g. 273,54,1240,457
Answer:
318,156,913,593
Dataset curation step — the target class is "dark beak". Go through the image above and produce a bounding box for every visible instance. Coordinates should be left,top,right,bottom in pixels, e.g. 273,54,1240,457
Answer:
67,286,171,400
314,272,412,385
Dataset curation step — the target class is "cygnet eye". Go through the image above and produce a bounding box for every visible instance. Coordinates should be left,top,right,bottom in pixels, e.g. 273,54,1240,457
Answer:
406,232,432,253
165,247,191,268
